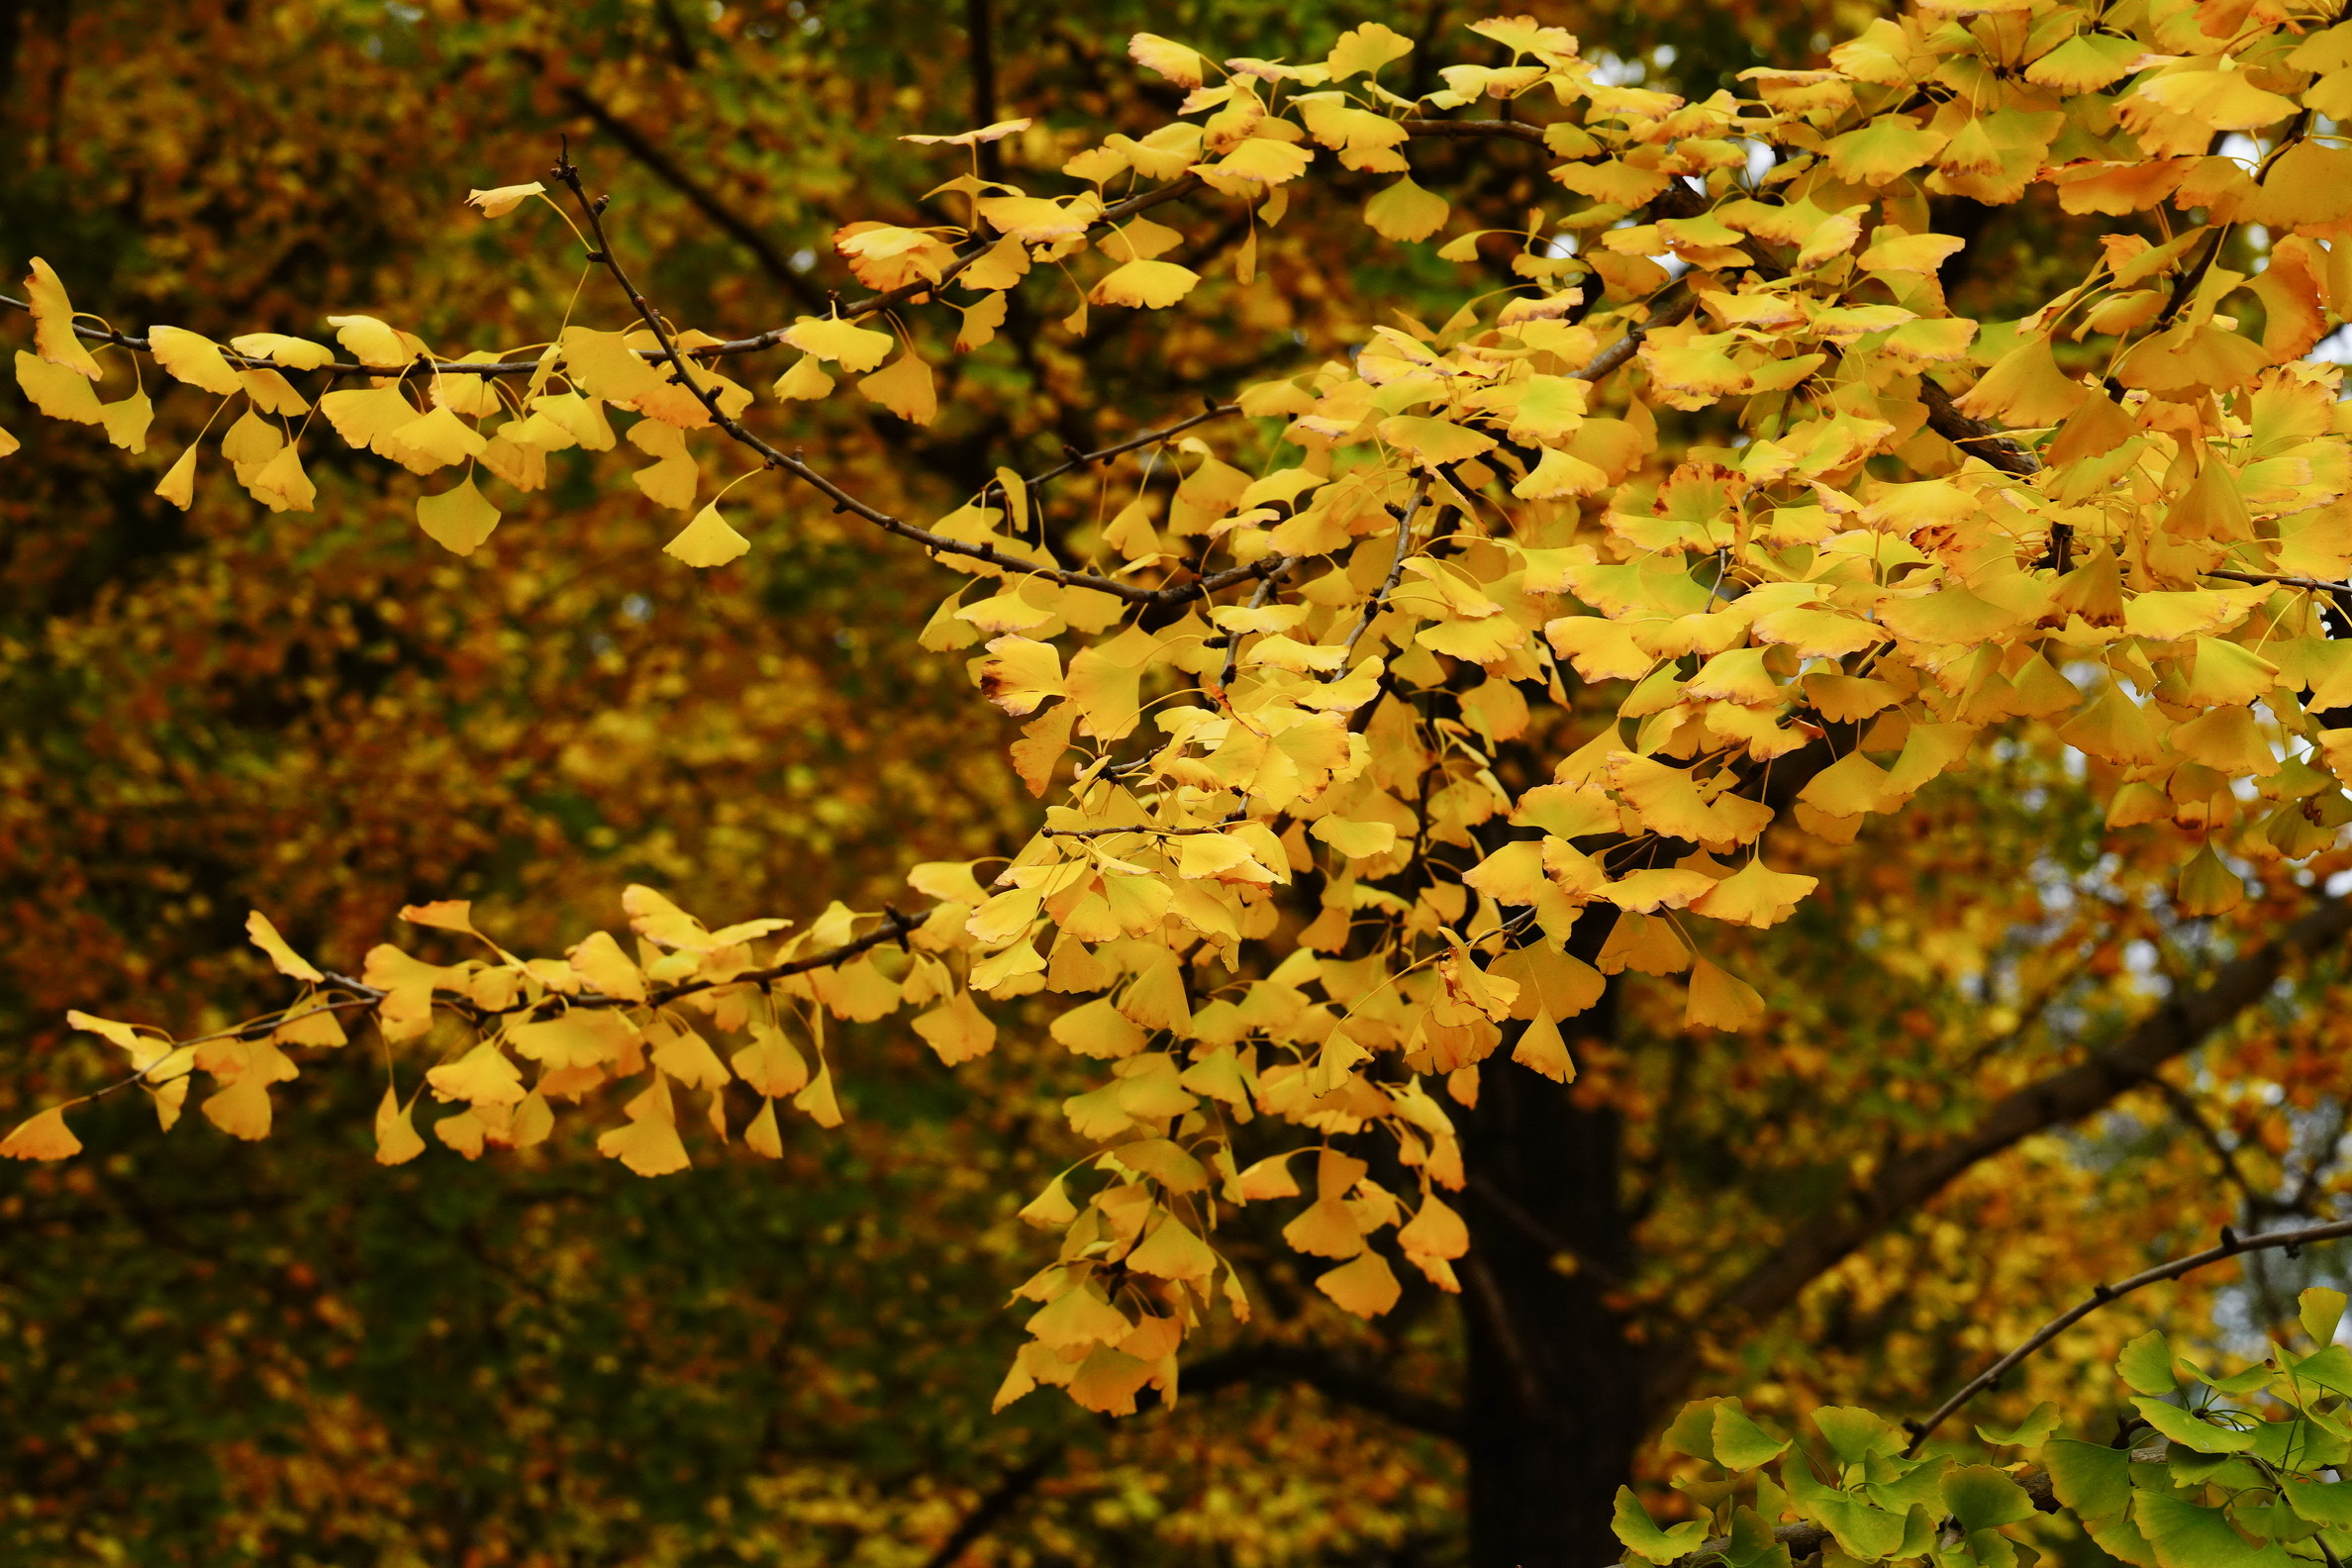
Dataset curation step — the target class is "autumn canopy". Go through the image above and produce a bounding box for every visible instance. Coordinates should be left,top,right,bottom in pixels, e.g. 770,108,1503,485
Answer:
10,0,2352,1563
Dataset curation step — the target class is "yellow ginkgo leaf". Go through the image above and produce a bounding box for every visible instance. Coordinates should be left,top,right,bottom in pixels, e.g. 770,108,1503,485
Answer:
2132,63,2298,133
248,444,316,513
416,477,503,556
913,990,999,1064
0,424,19,458
245,910,324,983
229,332,336,370
598,1112,692,1176
25,257,103,379
1510,1012,1577,1082
0,1106,81,1161
773,355,835,401
1326,20,1414,78
1685,960,1765,1030
1127,32,1204,87
392,403,488,467
147,325,244,395
327,314,417,369
374,1087,426,1166
15,349,104,424
1316,1250,1403,1318
781,315,896,373
203,1076,274,1140
98,391,151,453
665,503,750,568
1198,139,1313,186
1365,175,1449,243
465,180,546,217
1691,859,1819,929
860,352,937,425
1089,259,1204,309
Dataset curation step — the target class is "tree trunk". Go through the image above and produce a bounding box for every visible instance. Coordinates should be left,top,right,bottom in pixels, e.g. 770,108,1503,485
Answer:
1461,985,1646,1568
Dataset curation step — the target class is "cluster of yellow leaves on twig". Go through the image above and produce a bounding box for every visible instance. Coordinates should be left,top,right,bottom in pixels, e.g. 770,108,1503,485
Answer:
20,0,2352,1414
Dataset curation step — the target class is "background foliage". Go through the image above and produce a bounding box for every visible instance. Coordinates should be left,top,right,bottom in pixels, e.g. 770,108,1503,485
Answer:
8,3,2352,1567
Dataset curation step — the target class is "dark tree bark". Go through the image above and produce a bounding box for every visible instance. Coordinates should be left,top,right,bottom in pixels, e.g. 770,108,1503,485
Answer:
1461,973,1646,1568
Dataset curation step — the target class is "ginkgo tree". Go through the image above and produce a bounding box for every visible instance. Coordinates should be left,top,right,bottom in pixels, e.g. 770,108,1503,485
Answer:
15,0,2352,1563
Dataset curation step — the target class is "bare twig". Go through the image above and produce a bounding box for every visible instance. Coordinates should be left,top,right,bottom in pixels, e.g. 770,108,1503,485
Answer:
1902,1217,2352,1454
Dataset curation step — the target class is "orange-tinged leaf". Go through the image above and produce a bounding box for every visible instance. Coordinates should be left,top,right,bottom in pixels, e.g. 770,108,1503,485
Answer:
0,1106,80,1161
1283,1196,1367,1258
245,910,325,983
665,503,750,568
1398,1191,1470,1260
597,1113,691,1176
1317,1250,1403,1317
566,930,647,1001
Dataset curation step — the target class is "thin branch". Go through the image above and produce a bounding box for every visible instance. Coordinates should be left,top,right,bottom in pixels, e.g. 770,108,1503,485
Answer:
71,907,926,1113
1645,890,2352,1416
558,84,828,310
1917,374,2039,478
549,153,1294,608
2146,1071,2271,1216
1019,403,1237,492
1338,484,1427,662
1902,1217,2352,1453
1397,116,1548,146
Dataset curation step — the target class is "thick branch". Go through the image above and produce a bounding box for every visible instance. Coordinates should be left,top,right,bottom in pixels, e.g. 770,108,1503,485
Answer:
1181,1342,1464,1439
1647,891,2352,1414
1918,370,2039,477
